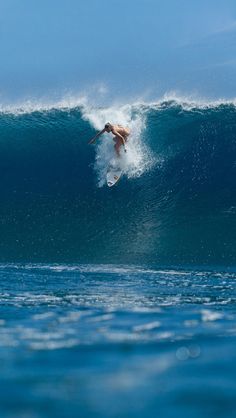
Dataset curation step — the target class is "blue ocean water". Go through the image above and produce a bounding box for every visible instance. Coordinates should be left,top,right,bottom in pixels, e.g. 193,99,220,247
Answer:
0,98,236,417
0,99,236,265
0,264,236,418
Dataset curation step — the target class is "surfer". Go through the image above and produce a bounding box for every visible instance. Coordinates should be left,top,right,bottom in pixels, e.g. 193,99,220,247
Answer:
88,123,130,157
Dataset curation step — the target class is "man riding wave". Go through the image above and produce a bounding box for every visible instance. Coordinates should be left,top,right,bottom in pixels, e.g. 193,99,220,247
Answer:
88,123,130,157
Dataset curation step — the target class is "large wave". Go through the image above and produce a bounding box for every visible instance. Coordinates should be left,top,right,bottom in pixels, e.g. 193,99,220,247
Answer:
0,97,236,266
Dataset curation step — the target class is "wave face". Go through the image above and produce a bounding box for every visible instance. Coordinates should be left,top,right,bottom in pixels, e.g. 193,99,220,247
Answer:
0,100,236,265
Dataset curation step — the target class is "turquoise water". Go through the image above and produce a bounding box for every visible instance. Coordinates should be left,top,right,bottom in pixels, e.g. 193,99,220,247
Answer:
0,264,236,418
0,100,236,265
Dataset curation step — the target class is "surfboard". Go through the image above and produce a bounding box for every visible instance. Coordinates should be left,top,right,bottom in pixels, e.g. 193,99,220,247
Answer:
106,162,123,187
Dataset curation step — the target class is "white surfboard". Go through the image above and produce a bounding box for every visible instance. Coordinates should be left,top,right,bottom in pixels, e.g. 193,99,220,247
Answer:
106,162,123,187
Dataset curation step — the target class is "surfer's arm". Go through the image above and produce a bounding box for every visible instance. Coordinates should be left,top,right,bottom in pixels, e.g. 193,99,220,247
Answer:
88,129,105,144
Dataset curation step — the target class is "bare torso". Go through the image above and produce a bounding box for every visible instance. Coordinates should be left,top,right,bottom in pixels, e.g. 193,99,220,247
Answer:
112,125,130,140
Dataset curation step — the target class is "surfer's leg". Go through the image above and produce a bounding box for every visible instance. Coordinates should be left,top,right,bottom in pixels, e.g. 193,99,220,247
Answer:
114,137,123,157
114,141,121,157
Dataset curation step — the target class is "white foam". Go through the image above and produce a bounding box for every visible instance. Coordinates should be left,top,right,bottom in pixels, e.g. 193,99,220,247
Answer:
1,89,236,115
137,91,236,111
0,94,88,115
82,103,156,186
133,321,161,332
86,314,114,323
32,312,55,320
29,338,79,350
201,309,224,322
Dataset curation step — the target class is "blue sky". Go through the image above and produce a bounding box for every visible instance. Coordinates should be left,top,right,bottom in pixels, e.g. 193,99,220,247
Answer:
0,0,236,102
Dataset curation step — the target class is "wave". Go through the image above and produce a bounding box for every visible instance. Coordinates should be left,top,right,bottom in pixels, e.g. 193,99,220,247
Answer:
0,97,236,265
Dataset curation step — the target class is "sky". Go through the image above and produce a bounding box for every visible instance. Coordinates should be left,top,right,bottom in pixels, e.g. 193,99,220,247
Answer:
0,0,236,103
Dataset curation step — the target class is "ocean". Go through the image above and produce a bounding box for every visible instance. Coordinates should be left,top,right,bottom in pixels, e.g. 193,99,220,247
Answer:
0,99,236,265
0,98,236,417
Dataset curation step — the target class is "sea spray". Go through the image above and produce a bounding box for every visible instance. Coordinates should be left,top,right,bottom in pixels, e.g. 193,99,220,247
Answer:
82,103,156,186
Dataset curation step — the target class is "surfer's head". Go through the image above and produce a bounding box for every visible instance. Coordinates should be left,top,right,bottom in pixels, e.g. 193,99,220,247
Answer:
105,122,112,132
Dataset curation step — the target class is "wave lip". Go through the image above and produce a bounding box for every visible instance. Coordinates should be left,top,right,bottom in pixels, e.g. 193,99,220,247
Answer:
2,91,236,115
